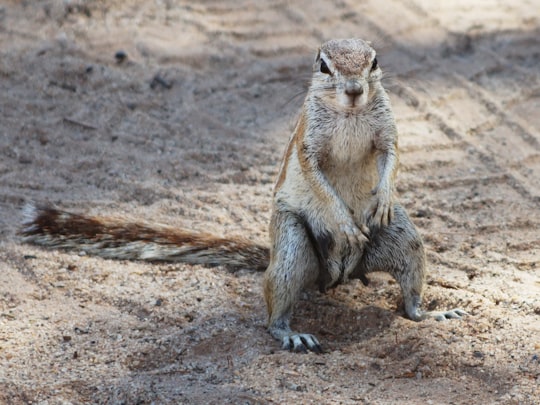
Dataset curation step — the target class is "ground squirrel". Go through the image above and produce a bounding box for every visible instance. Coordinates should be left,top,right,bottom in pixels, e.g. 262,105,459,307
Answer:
21,38,466,353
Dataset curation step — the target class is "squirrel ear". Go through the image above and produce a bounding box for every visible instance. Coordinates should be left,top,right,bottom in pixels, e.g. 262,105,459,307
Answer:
315,49,321,63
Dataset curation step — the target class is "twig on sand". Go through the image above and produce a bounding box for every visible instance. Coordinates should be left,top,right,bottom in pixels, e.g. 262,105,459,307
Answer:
63,117,98,130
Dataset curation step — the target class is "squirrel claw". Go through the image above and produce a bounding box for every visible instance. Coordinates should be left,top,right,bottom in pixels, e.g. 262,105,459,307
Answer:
425,308,468,321
282,333,323,353
339,222,369,246
366,193,394,228
359,223,370,238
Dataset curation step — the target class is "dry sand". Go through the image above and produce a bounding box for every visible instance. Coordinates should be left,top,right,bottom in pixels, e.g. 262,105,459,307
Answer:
1,0,539,403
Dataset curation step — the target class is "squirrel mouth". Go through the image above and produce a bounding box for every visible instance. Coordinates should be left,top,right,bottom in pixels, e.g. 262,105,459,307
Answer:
337,92,367,110
345,96,365,109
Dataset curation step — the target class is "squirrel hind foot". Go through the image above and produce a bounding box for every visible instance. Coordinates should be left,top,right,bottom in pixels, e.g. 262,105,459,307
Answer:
422,308,468,321
268,319,323,353
405,299,468,322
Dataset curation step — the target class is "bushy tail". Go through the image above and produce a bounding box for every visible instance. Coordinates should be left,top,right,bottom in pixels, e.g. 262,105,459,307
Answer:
20,203,270,271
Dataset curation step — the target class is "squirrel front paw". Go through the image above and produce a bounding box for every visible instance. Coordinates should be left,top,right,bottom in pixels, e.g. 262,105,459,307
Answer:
366,189,394,228
338,218,369,247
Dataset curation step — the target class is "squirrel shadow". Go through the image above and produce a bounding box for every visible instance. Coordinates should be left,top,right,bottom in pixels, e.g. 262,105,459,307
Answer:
291,285,403,351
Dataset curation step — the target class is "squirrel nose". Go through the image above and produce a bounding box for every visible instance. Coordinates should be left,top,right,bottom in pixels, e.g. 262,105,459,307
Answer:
345,81,364,97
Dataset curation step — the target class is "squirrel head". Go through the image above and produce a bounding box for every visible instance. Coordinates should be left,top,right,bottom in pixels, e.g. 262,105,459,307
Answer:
311,38,382,110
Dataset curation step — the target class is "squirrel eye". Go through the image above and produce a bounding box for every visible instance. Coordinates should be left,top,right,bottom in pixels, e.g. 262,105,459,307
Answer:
320,59,331,75
371,57,378,71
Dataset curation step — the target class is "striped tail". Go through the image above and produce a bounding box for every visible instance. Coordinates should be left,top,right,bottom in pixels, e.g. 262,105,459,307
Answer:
20,203,270,271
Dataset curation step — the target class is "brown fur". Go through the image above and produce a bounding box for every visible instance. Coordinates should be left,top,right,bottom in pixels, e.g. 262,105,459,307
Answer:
273,112,305,194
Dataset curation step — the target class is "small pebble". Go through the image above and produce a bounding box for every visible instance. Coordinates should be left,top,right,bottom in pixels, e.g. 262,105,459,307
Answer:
473,350,485,359
18,156,32,164
115,50,127,63
150,74,172,89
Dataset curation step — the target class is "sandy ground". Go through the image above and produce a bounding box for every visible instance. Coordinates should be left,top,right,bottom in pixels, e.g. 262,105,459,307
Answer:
1,0,539,403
